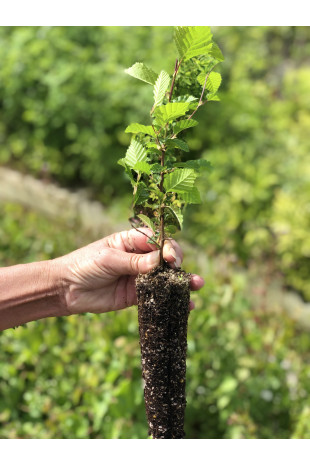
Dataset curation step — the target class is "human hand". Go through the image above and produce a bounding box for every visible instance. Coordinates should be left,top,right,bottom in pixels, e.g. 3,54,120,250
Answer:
57,228,204,315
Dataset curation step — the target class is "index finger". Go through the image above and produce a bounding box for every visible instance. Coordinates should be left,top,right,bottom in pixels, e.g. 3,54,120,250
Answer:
103,228,158,254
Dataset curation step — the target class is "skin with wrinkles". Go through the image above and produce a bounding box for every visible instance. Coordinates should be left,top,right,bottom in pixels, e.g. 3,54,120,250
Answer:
60,228,203,315
0,228,204,330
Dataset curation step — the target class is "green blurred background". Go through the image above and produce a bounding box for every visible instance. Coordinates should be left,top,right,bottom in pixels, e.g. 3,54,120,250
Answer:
0,26,310,439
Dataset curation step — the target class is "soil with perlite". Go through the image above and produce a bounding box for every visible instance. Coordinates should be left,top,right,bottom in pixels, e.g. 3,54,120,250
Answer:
135,263,191,439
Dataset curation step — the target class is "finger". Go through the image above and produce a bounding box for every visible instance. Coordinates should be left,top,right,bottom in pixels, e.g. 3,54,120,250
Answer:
163,239,183,268
190,274,205,291
189,300,195,311
105,228,158,254
74,228,156,259
103,248,161,276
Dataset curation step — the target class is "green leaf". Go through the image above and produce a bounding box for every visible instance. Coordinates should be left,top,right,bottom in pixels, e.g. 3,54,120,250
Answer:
137,214,155,232
197,71,222,93
150,163,163,172
124,139,147,168
172,95,198,111
118,157,127,168
175,95,198,103
164,168,197,193
154,102,191,126
133,161,151,174
209,42,224,62
207,94,221,101
174,159,213,171
118,158,135,185
166,139,189,152
197,72,207,86
206,72,222,93
153,70,170,108
164,224,178,235
146,142,159,149
200,57,220,74
173,119,198,135
174,26,213,61
164,206,183,230
125,62,158,85
179,186,201,204
133,183,149,205
125,123,156,137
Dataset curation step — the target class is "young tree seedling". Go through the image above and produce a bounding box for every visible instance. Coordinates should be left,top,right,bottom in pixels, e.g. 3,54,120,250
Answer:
120,26,224,439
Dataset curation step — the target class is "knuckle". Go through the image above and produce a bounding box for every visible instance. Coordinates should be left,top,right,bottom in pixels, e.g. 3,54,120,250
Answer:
129,254,140,273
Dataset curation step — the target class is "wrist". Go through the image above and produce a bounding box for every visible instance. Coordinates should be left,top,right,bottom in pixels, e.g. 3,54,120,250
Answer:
49,257,70,316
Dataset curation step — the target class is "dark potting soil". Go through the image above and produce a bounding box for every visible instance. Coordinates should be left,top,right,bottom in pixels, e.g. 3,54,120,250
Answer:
135,263,191,439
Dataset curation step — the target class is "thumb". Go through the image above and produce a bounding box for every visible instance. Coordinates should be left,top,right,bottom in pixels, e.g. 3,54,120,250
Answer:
109,248,160,275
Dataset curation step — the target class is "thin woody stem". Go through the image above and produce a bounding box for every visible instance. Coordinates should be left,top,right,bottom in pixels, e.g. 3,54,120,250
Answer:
187,66,215,120
130,222,160,248
154,132,166,267
157,57,182,263
168,59,181,102
159,148,165,267
155,56,183,265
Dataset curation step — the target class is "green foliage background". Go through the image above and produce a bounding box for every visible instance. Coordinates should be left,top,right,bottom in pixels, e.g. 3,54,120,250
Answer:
1,26,310,438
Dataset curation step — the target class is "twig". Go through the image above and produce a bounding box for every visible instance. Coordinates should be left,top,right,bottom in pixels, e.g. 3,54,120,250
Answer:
187,66,216,120
168,59,181,102
130,221,160,248
159,148,166,266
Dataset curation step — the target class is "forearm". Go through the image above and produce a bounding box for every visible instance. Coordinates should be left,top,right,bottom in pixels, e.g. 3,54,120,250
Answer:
0,260,68,331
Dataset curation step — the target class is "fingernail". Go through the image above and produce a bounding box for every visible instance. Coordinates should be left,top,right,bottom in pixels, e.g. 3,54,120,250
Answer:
174,257,181,268
146,250,160,268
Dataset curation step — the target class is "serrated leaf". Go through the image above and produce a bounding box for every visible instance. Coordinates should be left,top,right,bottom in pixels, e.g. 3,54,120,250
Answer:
174,159,213,171
164,168,197,193
172,95,197,111
150,163,164,172
197,71,222,93
118,157,127,168
174,26,213,61
200,57,220,74
153,70,170,108
154,102,191,126
118,158,135,185
125,123,156,137
209,42,224,62
137,214,155,232
179,186,201,204
133,161,151,174
134,183,149,205
125,62,157,85
207,94,221,101
164,206,183,230
166,139,189,152
146,142,159,149
173,119,198,135
124,139,147,168
197,72,207,86
172,95,198,103
206,72,222,93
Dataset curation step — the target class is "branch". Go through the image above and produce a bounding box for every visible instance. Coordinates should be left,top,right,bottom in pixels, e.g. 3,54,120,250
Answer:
129,221,160,248
187,65,216,120
168,59,181,102
159,148,166,266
